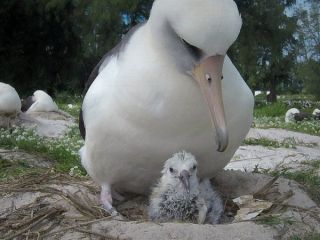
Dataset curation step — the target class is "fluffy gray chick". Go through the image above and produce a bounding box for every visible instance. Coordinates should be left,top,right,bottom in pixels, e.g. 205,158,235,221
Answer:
148,151,223,224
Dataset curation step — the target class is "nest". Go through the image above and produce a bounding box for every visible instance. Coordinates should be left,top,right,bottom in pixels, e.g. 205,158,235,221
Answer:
1,171,318,239
0,171,147,239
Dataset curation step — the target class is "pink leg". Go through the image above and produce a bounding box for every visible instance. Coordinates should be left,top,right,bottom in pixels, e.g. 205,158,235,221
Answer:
100,185,123,218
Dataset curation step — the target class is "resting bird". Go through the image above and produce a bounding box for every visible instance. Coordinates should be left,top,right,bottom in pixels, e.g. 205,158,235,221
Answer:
285,108,310,123
149,151,223,224
313,109,320,120
0,82,21,127
285,108,300,123
25,90,58,113
80,0,253,216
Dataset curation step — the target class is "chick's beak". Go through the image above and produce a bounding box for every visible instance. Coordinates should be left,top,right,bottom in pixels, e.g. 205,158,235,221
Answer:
179,170,191,193
193,55,228,152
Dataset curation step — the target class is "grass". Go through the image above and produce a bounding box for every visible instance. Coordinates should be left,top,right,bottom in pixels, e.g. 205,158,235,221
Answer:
254,117,320,136
244,137,297,148
253,94,317,117
0,156,35,179
255,215,296,227
0,93,86,176
253,95,320,136
56,93,82,119
290,233,320,240
254,102,288,118
0,94,85,178
0,126,86,176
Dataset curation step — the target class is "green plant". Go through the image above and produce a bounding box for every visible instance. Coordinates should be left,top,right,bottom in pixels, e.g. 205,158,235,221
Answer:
0,158,35,180
0,127,85,175
289,233,320,240
254,102,288,118
254,117,320,136
56,93,82,118
255,215,296,227
244,137,297,148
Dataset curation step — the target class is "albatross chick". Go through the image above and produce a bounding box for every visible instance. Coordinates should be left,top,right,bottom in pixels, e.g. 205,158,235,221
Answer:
149,151,223,224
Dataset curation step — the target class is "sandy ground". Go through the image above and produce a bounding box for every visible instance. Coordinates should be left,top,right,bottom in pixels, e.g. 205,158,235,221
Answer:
0,169,319,240
1,120,320,239
227,128,320,172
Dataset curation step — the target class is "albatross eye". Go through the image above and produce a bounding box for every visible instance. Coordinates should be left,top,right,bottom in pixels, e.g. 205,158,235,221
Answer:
205,74,212,83
169,167,174,173
192,165,197,170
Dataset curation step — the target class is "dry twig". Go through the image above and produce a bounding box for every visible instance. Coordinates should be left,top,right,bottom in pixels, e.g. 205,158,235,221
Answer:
253,176,280,199
3,207,65,240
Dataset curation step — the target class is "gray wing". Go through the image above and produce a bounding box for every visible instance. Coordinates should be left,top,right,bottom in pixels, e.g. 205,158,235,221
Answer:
79,23,145,139
199,179,224,224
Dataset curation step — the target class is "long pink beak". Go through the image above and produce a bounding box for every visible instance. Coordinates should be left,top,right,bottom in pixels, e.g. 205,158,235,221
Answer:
193,55,228,152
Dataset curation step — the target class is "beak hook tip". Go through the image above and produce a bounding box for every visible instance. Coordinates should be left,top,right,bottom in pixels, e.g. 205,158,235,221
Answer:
216,130,229,152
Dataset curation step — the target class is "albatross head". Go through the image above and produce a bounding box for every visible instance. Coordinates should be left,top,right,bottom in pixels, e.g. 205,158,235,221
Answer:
161,151,199,194
150,0,242,152
33,90,47,100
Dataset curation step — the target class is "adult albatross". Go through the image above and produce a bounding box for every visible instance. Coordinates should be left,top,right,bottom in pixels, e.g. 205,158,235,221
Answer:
80,0,254,216
25,90,58,113
0,82,21,127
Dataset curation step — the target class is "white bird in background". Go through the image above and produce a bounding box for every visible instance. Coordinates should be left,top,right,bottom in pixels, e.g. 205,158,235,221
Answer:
285,108,311,122
313,108,320,120
149,151,224,224
0,82,21,127
26,90,58,113
80,0,254,216
285,108,300,123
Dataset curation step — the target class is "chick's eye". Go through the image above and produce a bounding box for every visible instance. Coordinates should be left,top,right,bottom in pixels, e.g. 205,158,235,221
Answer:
169,168,174,173
192,165,197,170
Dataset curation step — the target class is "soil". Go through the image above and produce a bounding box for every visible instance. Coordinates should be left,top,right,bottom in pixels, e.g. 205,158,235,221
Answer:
227,128,320,172
0,169,319,240
0,127,319,239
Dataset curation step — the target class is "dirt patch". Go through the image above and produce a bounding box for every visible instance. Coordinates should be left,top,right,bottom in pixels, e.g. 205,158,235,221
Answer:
227,128,320,172
0,170,319,240
1,128,319,239
0,149,53,168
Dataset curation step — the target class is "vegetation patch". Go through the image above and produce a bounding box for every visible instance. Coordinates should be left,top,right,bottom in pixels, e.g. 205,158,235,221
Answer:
244,137,297,148
253,96,320,136
254,96,319,117
0,126,85,175
254,117,320,136
290,233,320,240
0,156,35,180
255,215,295,226
254,102,288,118
56,94,82,119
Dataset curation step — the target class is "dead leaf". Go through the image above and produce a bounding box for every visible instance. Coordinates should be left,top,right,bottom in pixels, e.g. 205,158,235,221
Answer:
233,195,273,221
